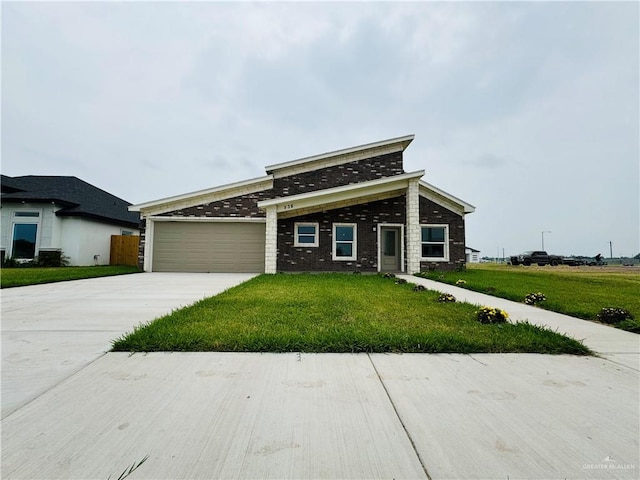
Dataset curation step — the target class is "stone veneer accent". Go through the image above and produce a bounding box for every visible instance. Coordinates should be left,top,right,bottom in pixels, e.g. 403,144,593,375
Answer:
137,218,146,270
264,207,278,273
406,178,421,274
418,196,466,271
272,152,403,197
277,196,407,272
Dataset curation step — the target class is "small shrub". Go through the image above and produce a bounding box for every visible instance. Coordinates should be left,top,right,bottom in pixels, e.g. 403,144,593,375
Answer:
597,307,634,325
437,293,456,303
476,306,509,324
382,272,396,279
395,278,407,284
455,279,467,287
524,292,547,306
413,284,426,292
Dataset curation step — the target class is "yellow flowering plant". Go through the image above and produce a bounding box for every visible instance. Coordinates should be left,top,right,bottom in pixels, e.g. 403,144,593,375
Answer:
476,306,509,324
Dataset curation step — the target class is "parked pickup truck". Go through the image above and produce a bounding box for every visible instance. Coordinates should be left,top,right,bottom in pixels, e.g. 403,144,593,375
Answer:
510,251,563,266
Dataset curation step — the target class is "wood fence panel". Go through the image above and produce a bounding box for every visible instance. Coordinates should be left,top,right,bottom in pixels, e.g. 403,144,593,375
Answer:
110,235,140,266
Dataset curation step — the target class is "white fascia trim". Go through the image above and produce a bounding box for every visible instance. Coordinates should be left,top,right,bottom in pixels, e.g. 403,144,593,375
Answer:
149,216,266,223
258,170,425,214
129,175,274,214
265,134,415,174
419,180,476,214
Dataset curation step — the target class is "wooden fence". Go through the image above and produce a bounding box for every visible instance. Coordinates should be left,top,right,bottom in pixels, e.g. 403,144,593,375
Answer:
110,235,140,266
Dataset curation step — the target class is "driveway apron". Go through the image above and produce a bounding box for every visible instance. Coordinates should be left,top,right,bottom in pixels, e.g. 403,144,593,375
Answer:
1,272,257,418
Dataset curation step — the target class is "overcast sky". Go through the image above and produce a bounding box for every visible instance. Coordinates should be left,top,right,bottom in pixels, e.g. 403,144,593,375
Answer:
2,1,638,258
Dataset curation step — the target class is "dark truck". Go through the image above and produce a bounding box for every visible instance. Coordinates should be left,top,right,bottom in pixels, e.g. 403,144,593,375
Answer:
510,251,563,266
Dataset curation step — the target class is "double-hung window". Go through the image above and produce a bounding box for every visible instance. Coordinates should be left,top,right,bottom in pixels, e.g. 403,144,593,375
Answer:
294,223,319,247
421,225,449,261
333,223,357,260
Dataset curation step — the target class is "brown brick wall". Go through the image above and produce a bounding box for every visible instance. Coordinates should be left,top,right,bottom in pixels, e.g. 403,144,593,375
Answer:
273,151,404,197
157,190,274,218
277,196,406,272
418,196,466,271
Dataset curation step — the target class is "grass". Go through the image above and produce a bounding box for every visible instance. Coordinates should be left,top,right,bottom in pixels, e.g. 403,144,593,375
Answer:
112,273,591,355
417,264,640,333
0,265,140,288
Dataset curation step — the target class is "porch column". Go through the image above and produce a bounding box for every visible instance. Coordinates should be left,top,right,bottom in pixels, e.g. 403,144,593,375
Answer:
264,206,278,274
406,179,421,274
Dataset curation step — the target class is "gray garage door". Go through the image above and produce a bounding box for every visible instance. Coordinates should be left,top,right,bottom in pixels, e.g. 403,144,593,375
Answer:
152,221,265,272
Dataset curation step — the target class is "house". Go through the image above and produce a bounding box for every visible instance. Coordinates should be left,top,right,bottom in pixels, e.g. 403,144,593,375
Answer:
466,247,481,263
1,175,140,266
130,135,475,274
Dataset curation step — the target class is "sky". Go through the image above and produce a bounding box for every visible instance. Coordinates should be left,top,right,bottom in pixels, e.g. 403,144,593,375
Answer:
2,1,639,258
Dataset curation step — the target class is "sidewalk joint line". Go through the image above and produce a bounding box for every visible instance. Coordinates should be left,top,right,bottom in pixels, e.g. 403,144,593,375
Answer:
367,353,432,480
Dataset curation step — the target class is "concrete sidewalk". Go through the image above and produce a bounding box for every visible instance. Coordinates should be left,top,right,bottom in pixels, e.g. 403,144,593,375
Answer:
2,274,638,479
2,352,638,479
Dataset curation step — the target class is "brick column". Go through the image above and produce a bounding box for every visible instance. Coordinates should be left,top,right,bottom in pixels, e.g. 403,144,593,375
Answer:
406,179,421,274
264,207,278,274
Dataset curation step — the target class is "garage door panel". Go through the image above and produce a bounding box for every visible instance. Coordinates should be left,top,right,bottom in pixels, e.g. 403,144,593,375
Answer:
152,222,265,273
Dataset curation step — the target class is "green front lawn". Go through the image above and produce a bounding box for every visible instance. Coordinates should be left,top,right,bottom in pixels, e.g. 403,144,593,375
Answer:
112,273,590,355
0,265,140,288
417,264,640,333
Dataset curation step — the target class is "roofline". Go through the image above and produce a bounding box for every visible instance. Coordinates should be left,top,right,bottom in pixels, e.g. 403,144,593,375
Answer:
419,180,475,214
258,170,425,210
129,175,274,212
264,134,415,173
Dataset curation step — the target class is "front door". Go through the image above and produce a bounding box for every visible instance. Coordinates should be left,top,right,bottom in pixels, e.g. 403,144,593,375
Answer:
381,227,400,271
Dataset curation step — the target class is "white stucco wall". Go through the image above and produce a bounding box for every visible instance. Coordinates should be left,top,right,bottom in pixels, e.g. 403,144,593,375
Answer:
1,202,138,266
60,217,138,266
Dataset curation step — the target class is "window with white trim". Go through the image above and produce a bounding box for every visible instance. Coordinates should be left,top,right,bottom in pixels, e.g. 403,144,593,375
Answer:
333,223,357,260
294,222,319,247
11,210,42,260
420,225,449,261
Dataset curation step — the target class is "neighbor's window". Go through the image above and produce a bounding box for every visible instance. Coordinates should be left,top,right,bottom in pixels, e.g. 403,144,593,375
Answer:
333,223,357,260
294,223,319,247
14,211,40,218
421,225,449,261
12,223,38,259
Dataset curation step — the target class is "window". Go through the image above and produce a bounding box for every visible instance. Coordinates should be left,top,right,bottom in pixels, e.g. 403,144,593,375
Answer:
333,223,357,260
294,223,319,247
11,210,42,259
421,225,448,261
12,223,38,259
121,230,133,236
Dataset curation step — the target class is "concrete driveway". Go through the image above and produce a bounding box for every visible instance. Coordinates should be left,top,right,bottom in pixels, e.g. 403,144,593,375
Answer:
1,272,258,418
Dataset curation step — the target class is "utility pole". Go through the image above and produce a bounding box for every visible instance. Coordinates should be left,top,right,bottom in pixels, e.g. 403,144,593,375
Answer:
610,241,613,259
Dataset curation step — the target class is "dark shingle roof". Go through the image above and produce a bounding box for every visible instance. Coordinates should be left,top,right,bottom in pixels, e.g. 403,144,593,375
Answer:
1,175,140,229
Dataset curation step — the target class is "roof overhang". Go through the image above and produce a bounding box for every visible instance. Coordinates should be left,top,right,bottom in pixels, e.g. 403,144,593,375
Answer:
265,134,415,178
258,170,425,218
419,180,475,216
129,175,274,217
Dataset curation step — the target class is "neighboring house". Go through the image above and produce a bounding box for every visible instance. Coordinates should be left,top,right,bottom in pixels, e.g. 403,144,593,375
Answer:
130,135,475,273
466,247,481,263
1,175,140,266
